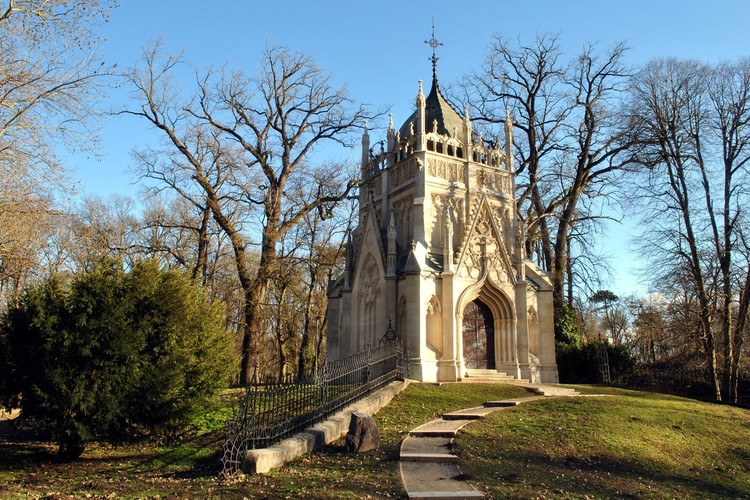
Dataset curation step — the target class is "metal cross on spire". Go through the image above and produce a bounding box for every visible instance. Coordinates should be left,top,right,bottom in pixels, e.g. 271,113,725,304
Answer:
424,19,443,81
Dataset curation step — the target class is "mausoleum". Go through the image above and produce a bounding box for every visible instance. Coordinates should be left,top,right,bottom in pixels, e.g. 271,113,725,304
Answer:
326,49,558,384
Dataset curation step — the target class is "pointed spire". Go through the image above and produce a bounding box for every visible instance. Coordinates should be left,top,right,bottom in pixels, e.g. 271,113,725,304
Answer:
424,19,443,86
416,80,425,142
386,113,395,162
463,104,472,146
361,119,370,172
504,108,515,172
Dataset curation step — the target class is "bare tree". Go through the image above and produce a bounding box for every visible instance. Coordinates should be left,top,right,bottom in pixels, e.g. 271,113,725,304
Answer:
629,58,750,402
0,0,115,305
462,34,634,338
707,58,750,401
463,33,567,274
126,43,374,383
292,200,355,376
590,290,630,346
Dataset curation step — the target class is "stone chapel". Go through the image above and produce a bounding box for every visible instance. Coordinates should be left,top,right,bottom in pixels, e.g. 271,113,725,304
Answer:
326,52,559,384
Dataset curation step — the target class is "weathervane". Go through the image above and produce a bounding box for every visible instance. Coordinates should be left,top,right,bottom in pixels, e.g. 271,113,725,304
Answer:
424,19,443,80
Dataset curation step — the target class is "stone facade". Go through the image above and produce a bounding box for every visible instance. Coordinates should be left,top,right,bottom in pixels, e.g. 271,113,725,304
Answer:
326,71,558,384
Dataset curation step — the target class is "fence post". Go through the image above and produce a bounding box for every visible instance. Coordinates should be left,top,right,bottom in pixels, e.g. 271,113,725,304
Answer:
320,362,328,409
366,344,372,389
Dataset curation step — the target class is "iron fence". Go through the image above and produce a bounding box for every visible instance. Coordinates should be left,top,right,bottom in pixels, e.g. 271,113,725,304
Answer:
221,342,402,476
631,364,750,406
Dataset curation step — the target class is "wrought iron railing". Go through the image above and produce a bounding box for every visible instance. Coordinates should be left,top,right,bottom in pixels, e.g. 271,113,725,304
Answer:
221,341,402,476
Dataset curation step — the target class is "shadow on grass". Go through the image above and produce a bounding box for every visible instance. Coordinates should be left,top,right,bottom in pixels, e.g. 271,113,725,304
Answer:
0,441,57,468
0,417,226,480
147,444,224,479
469,448,748,498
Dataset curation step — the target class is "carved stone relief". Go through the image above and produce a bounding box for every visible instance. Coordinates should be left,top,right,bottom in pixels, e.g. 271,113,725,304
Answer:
427,157,465,183
358,253,381,346
389,158,418,189
457,204,514,286
359,254,381,306
476,167,512,195
392,195,414,251
527,306,538,324
425,294,442,356
427,295,442,316
430,194,463,251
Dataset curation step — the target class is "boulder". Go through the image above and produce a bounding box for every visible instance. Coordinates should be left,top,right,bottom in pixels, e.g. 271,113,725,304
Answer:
345,412,379,453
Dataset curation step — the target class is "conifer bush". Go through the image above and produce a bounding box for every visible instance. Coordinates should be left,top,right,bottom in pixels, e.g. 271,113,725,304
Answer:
0,259,236,460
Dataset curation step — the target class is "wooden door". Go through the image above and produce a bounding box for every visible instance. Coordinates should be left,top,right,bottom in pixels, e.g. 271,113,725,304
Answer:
462,299,495,369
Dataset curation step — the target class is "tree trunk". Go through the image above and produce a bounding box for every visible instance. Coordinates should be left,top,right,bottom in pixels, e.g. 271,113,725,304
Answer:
297,278,315,378
240,242,276,384
297,222,319,378
192,202,211,283
566,235,574,306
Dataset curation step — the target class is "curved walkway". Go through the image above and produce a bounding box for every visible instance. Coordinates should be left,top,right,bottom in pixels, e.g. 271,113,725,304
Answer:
398,384,579,499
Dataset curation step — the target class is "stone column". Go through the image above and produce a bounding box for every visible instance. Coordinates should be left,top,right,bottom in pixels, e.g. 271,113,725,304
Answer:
537,287,559,383
515,281,531,381
437,271,457,382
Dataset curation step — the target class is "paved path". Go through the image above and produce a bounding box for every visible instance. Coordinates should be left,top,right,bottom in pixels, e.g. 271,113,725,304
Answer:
398,384,580,500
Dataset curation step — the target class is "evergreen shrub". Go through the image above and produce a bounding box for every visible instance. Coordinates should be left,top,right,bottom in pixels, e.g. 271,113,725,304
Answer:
0,259,236,460
556,341,636,385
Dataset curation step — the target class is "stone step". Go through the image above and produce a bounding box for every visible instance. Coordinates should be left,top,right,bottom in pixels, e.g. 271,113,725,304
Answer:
442,406,496,420
410,418,475,437
400,436,456,463
484,399,521,407
400,436,453,455
465,368,509,375
465,369,511,377
399,392,588,499
461,378,518,384
400,452,459,463
530,385,580,397
400,462,485,499
407,491,485,499
462,369,520,383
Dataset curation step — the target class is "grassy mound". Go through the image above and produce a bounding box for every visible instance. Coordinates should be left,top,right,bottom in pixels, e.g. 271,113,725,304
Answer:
457,386,750,498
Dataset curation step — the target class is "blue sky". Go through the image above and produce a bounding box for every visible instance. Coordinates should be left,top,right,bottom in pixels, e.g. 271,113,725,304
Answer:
72,0,750,298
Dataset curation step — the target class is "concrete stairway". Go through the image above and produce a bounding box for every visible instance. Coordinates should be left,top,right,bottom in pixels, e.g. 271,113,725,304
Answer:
398,385,580,499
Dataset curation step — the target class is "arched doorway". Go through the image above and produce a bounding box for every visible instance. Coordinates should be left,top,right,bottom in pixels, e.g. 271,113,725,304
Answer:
462,299,495,369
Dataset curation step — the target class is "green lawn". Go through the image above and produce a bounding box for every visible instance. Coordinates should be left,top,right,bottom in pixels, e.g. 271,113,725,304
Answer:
1,383,748,499
457,386,750,499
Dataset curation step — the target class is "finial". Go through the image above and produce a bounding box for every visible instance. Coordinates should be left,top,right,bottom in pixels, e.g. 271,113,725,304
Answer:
506,106,512,124
418,79,424,97
388,113,394,129
464,105,470,121
364,119,369,132
424,18,443,83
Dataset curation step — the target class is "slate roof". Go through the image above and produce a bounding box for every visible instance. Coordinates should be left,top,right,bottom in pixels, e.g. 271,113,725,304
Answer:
399,75,464,138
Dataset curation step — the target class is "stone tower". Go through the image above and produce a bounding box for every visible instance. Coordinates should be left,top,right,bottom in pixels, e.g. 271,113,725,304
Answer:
326,46,558,383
